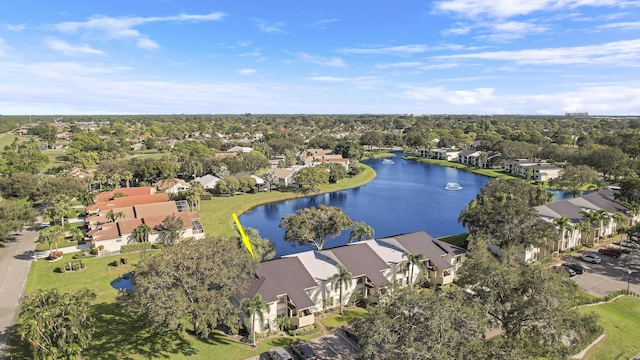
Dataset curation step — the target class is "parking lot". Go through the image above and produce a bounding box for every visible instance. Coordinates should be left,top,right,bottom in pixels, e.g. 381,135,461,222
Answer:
563,245,640,297
252,327,358,360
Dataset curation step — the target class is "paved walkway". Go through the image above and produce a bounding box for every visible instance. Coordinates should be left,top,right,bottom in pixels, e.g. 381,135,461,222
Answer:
0,227,38,357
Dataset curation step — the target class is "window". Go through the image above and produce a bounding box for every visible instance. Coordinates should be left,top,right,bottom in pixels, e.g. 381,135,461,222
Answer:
278,296,286,304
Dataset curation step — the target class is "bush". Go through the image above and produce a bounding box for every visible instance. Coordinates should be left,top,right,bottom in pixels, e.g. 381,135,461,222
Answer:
49,251,63,260
59,266,66,273
348,165,362,176
200,194,212,201
89,247,99,255
120,258,127,265
120,242,152,253
288,323,321,337
151,243,165,250
79,260,85,269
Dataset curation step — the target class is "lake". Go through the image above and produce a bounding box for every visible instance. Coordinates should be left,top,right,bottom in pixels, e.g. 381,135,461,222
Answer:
240,153,491,257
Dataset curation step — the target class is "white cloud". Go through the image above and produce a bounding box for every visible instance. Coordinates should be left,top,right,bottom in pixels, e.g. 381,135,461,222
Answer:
237,68,256,75
442,24,473,36
478,21,549,42
339,44,432,55
0,38,9,56
296,53,346,67
308,76,347,82
257,21,287,34
136,38,159,50
403,86,495,105
376,62,424,69
53,12,225,49
45,38,104,56
434,39,640,66
433,0,630,19
5,24,26,31
309,19,339,28
237,41,253,47
597,21,640,30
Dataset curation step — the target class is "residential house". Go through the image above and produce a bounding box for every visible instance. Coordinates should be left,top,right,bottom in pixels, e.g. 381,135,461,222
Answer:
192,174,221,190
271,169,295,187
534,188,639,256
154,178,190,194
93,186,156,203
504,159,563,181
457,150,481,166
239,231,466,334
431,148,460,161
69,167,94,180
85,193,170,214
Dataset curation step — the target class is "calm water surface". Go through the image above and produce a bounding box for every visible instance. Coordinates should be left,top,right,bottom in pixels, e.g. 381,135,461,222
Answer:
240,153,491,256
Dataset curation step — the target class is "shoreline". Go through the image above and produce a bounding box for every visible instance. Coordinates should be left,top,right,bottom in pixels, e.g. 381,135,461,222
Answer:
402,155,517,179
199,164,377,237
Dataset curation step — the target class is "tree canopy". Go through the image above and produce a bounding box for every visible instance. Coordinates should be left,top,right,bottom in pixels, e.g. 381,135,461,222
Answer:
279,205,353,250
118,236,254,338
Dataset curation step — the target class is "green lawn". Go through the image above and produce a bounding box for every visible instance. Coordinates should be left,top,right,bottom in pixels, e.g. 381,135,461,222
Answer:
363,151,395,159
199,165,376,237
320,307,368,329
0,132,22,148
438,233,468,248
35,239,80,251
579,296,640,360
9,251,321,360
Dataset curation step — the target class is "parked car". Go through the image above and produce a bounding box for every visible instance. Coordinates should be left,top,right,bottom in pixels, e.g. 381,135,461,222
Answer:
617,239,640,249
268,347,294,360
598,247,621,258
291,341,316,360
580,253,602,264
560,264,577,277
343,324,358,342
564,263,585,275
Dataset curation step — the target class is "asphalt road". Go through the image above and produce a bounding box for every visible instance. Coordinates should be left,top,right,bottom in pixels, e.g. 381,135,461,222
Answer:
565,246,640,297
0,227,38,357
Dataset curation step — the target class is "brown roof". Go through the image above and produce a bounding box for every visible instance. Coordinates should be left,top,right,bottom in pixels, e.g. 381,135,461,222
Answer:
271,169,294,180
117,218,143,235
154,178,190,191
94,187,155,202
244,257,317,309
134,202,179,219
143,212,195,231
322,243,389,287
87,193,170,213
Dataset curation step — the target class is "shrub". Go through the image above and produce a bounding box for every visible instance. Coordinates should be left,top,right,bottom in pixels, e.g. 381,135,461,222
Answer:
151,243,165,250
79,260,85,269
120,242,152,253
288,323,321,337
120,258,127,265
50,251,63,260
200,194,212,201
59,266,66,273
348,166,362,176
89,248,99,256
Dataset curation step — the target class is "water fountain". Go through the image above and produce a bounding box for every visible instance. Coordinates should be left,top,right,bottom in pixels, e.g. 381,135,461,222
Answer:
445,182,463,190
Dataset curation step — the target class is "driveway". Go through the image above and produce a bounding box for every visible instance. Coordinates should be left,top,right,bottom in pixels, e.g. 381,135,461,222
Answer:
247,327,359,360
564,246,640,297
0,227,38,357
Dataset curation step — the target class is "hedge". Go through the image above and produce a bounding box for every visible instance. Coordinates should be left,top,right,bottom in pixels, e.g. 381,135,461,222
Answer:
288,323,321,337
200,194,212,201
151,243,165,249
120,242,152,253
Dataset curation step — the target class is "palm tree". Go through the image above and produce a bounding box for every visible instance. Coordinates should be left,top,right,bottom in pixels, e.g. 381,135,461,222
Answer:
478,151,488,168
78,190,95,207
37,225,64,255
187,181,206,212
331,264,353,315
105,210,126,223
122,170,133,188
574,222,591,245
348,221,375,243
554,215,571,251
133,223,152,242
95,173,106,191
45,198,70,226
580,209,600,242
263,171,278,192
241,294,268,347
111,173,121,188
612,212,628,233
404,252,427,289
597,209,611,241
68,227,85,243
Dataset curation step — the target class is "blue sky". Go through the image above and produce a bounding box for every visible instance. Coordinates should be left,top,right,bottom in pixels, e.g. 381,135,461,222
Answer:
1,0,639,115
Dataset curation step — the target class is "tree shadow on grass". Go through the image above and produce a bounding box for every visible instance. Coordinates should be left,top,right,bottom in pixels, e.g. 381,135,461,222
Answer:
88,302,197,359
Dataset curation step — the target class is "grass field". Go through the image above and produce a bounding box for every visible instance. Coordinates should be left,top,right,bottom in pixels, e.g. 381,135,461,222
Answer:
8,251,322,360
199,165,376,237
0,132,22,149
579,296,640,360
320,308,368,329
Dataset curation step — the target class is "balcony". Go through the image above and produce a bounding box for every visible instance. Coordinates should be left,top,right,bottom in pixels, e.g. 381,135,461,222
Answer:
289,308,314,328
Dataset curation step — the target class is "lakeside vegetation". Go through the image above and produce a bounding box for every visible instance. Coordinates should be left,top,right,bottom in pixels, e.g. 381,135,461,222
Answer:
404,156,518,180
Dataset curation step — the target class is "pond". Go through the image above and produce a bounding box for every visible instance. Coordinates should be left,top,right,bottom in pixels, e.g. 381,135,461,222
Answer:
110,271,135,291
240,153,491,257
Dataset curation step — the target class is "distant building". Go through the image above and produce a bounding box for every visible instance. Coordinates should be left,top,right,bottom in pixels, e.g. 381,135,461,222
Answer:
565,112,589,118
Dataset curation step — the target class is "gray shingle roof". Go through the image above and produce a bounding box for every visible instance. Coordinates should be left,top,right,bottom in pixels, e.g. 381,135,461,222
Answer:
545,201,586,223
322,243,389,287
378,231,461,271
244,257,317,309
582,191,629,216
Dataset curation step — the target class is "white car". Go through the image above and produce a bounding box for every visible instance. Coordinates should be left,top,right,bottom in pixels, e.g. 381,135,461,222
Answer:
617,239,639,249
580,253,602,264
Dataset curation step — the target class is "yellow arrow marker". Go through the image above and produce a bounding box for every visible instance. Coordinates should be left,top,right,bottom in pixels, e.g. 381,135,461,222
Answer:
232,213,254,258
